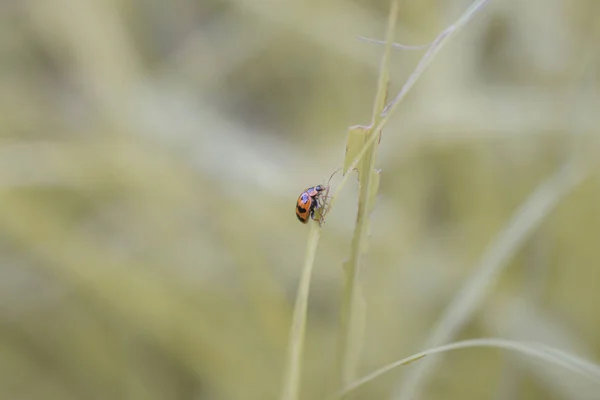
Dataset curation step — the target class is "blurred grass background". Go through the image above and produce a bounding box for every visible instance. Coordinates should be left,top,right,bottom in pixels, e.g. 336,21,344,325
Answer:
1,0,600,399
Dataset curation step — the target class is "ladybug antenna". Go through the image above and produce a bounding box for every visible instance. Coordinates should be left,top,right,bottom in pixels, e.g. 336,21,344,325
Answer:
327,167,342,186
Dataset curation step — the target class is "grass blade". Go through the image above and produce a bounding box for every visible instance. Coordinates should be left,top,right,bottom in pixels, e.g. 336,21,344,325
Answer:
394,162,587,400
334,338,600,399
335,0,399,390
279,222,322,400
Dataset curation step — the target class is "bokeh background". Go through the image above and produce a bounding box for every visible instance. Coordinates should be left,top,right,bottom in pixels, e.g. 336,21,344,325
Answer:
1,0,600,399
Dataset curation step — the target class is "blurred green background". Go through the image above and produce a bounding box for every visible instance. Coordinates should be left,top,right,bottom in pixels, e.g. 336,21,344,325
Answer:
1,0,600,399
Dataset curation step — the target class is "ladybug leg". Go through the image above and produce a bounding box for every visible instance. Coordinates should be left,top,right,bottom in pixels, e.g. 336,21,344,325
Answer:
316,197,330,225
316,184,334,225
309,200,319,222
307,200,319,224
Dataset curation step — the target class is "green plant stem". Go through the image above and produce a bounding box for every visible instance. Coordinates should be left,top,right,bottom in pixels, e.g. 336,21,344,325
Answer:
280,222,322,400
328,0,493,394
335,0,399,390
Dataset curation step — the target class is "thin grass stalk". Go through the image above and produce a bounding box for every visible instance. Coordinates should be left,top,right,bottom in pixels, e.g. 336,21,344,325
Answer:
333,338,600,399
279,222,322,400
394,162,586,400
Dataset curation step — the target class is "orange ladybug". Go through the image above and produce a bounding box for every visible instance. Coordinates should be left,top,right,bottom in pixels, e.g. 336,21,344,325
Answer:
295,185,326,224
296,168,340,225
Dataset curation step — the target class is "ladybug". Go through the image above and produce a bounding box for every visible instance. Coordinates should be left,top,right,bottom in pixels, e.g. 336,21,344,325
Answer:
295,185,326,224
296,168,341,225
